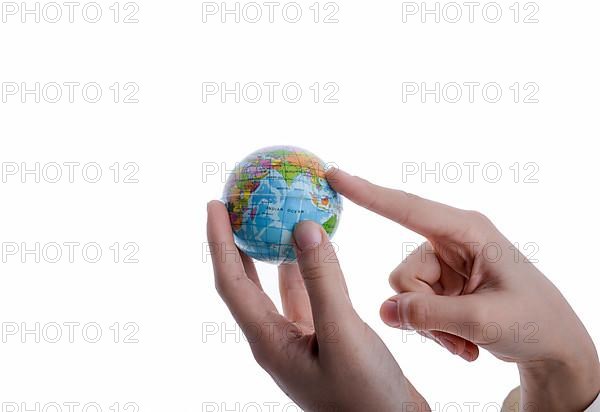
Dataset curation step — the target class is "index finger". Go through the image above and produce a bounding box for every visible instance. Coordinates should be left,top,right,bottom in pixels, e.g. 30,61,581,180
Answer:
326,168,471,239
207,201,284,332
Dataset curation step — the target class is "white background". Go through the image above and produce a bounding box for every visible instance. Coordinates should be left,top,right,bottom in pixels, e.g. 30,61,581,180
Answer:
1,0,599,411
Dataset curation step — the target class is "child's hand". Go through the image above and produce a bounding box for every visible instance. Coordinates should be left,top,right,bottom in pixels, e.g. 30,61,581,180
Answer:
207,201,430,412
327,168,600,412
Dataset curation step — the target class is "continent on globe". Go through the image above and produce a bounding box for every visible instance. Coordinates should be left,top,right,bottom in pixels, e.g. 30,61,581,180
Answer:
222,145,342,264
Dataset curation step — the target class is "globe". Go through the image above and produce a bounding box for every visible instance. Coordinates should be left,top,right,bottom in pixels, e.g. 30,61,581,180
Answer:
222,145,342,264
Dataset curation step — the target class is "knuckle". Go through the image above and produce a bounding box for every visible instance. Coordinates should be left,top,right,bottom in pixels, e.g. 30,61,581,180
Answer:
396,194,415,224
250,344,272,369
402,295,429,329
214,270,246,297
388,272,398,289
469,306,489,327
361,190,379,211
388,270,411,292
461,210,497,241
466,210,492,227
300,263,326,283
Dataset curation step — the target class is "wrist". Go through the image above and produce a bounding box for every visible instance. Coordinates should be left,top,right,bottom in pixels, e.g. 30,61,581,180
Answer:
518,351,600,412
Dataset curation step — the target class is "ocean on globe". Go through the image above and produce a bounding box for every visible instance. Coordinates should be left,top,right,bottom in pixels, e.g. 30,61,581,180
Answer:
222,146,342,264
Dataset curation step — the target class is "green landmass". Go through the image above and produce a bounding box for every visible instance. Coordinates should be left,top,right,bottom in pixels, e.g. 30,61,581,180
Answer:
322,215,338,235
277,162,305,187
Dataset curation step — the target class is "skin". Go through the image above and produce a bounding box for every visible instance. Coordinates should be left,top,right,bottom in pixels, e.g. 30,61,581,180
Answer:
207,201,430,412
327,168,600,412
208,168,600,411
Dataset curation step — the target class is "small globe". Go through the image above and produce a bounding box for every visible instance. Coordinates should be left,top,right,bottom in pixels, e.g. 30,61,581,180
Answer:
223,145,342,264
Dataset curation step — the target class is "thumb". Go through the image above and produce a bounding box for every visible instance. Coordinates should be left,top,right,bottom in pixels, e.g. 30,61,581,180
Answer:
293,221,355,334
380,292,483,342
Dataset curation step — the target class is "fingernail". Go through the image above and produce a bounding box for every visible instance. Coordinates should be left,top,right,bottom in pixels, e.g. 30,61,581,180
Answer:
440,337,457,355
293,221,323,252
380,300,401,327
